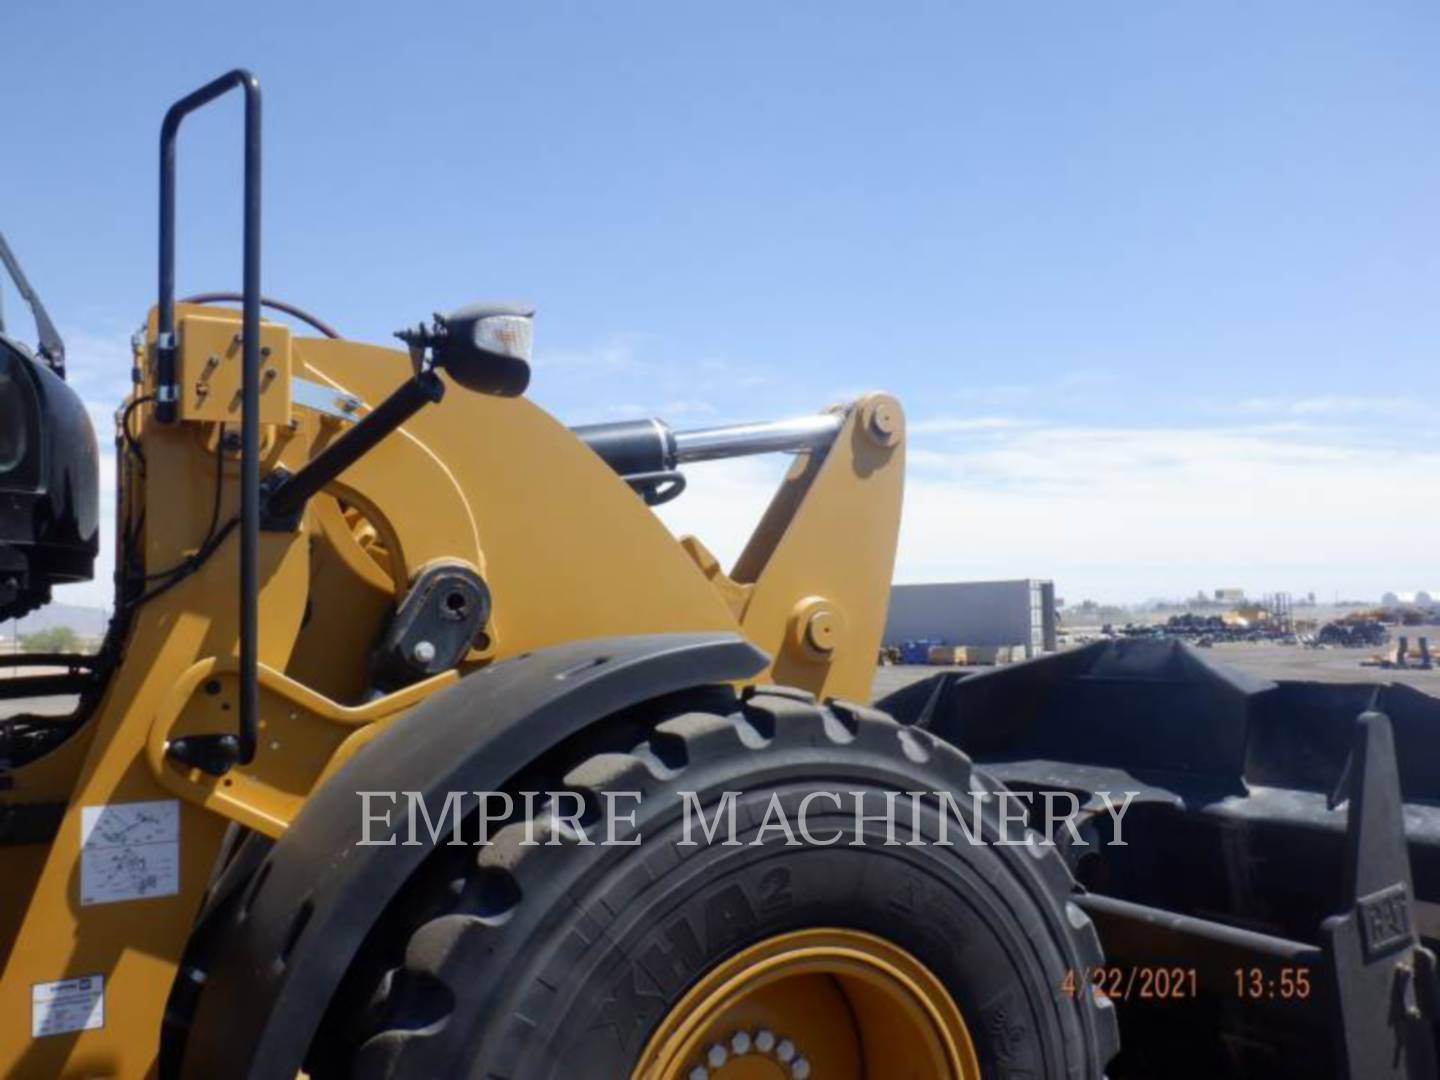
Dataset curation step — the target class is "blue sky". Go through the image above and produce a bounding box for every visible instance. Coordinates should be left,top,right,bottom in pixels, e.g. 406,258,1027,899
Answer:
4,1,1438,606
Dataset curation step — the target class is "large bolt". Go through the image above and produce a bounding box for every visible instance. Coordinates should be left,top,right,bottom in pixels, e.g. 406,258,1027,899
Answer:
790,597,845,660
412,640,437,665
805,609,839,654
859,393,904,448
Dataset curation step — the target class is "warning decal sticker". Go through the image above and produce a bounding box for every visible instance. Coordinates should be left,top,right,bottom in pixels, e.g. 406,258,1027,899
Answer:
79,800,179,906
32,976,104,1038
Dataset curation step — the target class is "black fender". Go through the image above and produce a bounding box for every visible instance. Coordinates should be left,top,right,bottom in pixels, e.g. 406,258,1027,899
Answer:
170,632,768,1079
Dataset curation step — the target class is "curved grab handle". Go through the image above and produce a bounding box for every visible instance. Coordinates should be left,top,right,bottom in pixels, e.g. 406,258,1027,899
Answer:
157,68,261,422
155,68,262,766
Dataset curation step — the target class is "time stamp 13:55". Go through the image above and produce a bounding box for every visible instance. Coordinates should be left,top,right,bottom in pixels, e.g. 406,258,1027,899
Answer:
1061,966,1314,1003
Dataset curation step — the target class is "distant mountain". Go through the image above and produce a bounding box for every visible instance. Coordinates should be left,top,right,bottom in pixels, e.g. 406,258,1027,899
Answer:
6,603,110,638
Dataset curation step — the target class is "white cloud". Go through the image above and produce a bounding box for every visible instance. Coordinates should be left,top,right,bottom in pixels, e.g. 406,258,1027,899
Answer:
1236,394,1425,418
946,370,1116,407
46,318,1426,612
531,336,774,427
62,331,135,404
538,338,645,375
656,422,1437,604
654,454,789,562
660,397,719,418
908,415,1033,435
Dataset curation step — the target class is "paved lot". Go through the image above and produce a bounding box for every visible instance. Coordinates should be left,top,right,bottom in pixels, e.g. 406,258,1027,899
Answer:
0,691,79,719
7,634,1436,721
0,660,82,720
871,663,970,700
1206,637,1440,689
871,627,1440,702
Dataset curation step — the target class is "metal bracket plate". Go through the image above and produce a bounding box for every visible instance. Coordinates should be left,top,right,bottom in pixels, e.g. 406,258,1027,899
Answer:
175,313,292,424
289,376,363,421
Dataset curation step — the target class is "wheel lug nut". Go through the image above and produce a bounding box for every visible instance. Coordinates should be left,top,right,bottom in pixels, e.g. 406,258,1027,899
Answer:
777,1038,796,1062
731,1031,752,1054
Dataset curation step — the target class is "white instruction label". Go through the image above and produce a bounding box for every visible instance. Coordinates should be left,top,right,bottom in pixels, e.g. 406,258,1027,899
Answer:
32,975,104,1037
80,800,179,905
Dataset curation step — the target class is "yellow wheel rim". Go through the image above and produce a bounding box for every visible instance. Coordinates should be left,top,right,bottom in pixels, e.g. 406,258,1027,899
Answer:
632,928,981,1079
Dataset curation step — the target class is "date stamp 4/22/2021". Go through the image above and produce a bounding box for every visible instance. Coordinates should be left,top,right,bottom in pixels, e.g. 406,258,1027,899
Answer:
1060,965,1314,1003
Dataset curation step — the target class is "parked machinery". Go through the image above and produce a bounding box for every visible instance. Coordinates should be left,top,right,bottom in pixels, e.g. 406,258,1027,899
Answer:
0,72,1434,1079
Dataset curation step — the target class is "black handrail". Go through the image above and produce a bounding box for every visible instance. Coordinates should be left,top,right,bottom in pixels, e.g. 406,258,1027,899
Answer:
156,69,262,766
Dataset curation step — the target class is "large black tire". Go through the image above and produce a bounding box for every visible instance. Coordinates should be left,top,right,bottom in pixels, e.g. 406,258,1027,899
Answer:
311,685,1119,1078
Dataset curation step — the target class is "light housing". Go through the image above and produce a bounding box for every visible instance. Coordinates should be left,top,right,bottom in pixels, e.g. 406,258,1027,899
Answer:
434,303,533,397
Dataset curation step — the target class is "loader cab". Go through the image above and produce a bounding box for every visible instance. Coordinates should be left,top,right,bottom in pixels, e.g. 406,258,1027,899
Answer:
0,284,100,621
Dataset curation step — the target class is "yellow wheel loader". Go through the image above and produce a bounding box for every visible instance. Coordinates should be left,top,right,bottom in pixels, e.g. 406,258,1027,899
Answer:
0,71,1436,1079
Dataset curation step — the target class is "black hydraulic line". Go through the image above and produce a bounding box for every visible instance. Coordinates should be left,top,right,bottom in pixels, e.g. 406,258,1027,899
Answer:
138,425,229,583
120,393,154,466
180,292,341,339
157,68,262,766
131,518,238,608
262,370,445,526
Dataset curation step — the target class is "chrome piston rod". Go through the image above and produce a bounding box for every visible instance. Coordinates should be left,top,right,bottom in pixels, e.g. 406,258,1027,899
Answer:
570,409,844,506
672,412,843,463
571,411,844,479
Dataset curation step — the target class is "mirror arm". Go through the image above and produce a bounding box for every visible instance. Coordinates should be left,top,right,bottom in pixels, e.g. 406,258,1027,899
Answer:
260,369,445,530
0,232,66,377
